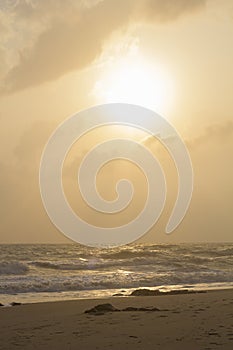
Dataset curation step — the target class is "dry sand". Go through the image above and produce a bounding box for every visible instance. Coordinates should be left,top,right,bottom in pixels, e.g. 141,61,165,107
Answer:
0,289,233,350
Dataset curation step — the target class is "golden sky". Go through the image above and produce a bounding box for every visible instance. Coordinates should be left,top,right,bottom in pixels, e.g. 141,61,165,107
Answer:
0,0,232,243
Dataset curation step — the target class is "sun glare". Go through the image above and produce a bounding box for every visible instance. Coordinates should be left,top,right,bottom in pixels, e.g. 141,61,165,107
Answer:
92,56,175,115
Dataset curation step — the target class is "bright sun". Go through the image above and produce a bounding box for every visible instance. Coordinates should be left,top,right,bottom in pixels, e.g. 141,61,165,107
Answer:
92,55,175,115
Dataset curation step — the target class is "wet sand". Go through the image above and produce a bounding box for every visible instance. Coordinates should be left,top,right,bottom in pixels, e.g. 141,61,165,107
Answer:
0,289,233,349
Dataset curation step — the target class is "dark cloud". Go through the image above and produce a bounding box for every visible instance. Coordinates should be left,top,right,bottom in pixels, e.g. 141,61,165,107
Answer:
1,0,206,93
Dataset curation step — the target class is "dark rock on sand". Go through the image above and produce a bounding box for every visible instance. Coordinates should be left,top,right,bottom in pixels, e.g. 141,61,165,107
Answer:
122,307,139,311
85,303,119,315
130,289,161,296
0,303,4,307
130,288,207,297
10,302,21,306
122,306,160,312
84,303,160,315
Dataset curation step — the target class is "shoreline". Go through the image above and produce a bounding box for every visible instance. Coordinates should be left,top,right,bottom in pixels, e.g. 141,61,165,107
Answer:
1,282,233,306
1,288,233,349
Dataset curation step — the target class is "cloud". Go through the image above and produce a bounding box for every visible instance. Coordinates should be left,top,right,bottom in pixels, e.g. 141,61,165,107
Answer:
1,0,206,93
0,120,67,243
0,47,7,79
187,120,233,150
141,120,233,151
140,119,233,242
133,0,206,21
0,119,232,243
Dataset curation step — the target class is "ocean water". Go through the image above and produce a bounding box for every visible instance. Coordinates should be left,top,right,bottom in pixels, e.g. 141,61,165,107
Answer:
0,243,233,304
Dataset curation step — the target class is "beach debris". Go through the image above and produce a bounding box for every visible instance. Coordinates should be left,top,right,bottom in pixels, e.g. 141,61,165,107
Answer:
122,306,160,312
84,303,160,315
208,331,220,336
0,302,22,308
130,289,161,296
85,303,119,315
130,288,207,297
112,293,124,297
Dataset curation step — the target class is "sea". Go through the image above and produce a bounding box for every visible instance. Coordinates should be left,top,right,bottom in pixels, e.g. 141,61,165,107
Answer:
0,243,232,305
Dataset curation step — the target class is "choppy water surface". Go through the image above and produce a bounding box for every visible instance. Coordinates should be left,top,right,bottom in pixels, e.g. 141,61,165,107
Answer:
0,243,232,303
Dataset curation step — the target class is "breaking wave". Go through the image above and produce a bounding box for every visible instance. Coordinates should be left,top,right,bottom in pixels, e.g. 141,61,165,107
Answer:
0,243,232,296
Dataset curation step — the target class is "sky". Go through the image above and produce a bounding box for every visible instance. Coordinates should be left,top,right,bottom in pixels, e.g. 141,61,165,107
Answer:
0,0,232,243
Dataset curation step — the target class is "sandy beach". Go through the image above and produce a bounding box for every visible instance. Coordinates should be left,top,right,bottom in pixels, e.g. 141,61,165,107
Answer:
0,289,233,350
